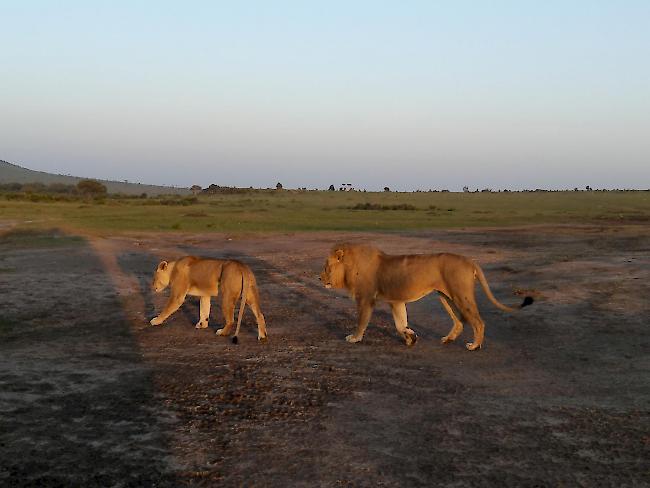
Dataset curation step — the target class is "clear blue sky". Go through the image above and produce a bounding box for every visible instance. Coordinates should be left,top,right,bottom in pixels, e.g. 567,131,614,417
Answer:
1,1,648,190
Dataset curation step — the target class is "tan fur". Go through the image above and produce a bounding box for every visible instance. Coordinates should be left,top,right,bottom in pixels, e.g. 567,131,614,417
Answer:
319,243,531,350
151,256,267,342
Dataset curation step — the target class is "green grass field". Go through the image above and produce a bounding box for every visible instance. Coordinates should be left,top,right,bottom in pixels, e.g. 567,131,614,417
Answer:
1,190,649,234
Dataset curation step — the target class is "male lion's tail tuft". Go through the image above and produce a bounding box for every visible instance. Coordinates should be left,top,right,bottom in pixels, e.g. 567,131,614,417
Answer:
521,296,534,308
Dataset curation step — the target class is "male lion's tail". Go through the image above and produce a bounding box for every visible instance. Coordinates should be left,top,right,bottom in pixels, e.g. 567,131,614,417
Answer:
474,263,534,312
232,267,250,344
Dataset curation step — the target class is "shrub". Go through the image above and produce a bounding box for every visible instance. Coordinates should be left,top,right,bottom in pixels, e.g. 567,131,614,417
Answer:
77,179,107,195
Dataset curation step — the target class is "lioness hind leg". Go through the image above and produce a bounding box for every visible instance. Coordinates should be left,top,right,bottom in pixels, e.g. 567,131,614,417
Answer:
248,296,267,342
216,290,237,337
465,313,485,351
453,295,485,351
195,296,211,329
391,302,417,347
439,295,464,344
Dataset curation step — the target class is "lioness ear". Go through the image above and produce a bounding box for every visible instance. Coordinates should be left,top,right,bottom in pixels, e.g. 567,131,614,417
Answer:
335,249,344,261
158,260,168,271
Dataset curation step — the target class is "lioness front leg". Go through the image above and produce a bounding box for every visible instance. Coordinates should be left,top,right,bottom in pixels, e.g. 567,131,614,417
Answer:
151,292,187,326
390,302,417,346
195,296,211,329
346,299,373,343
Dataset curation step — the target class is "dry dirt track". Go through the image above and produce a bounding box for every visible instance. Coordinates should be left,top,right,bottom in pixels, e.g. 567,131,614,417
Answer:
1,225,649,487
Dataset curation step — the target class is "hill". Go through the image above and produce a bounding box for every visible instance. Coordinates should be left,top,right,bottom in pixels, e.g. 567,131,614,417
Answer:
0,160,191,196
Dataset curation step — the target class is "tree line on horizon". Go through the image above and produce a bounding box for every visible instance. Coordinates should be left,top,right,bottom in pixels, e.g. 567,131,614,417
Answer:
2,179,647,197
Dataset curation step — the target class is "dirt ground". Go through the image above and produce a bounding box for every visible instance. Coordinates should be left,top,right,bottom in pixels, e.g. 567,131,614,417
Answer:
1,224,648,487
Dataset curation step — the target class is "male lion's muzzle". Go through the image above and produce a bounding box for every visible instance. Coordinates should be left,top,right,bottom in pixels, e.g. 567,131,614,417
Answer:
318,272,332,288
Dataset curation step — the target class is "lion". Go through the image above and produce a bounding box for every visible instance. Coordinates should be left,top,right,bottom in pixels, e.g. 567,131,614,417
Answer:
319,243,533,349
150,256,267,343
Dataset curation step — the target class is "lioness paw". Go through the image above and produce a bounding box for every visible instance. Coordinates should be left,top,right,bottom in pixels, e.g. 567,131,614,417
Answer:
466,342,482,351
195,321,208,329
405,331,418,347
441,335,453,344
150,317,163,326
345,334,362,343
215,328,227,336
258,335,268,343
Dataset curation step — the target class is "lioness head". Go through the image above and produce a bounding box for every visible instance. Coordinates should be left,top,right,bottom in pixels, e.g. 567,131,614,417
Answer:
152,260,172,292
319,249,346,289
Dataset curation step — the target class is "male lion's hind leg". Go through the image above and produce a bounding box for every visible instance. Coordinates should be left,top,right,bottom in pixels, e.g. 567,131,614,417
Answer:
195,296,211,329
439,295,464,344
391,302,418,347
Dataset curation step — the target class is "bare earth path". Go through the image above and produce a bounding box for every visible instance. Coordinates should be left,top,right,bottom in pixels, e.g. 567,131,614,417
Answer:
1,225,648,486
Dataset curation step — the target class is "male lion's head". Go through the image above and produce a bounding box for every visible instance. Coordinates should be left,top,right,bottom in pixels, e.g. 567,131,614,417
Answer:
319,248,346,289
152,260,172,292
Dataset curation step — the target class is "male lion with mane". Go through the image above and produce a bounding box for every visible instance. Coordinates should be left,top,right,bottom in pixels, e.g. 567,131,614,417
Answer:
320,243,533,349
151,256,267,343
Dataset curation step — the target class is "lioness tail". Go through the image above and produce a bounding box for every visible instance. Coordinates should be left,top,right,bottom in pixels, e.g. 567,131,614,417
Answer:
232,268,249,344
474,264,534,312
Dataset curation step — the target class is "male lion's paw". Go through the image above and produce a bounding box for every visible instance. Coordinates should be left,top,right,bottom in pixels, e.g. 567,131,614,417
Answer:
441,335,453,344
195,321,208,329
215,328,227,336
258,335,268,343
150,317,163,326
466,342,482,351
345,334,362,343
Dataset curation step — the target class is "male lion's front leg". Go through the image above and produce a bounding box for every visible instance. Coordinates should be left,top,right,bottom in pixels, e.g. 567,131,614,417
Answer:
195,296,211,329
390,302,417,346
346,299,373,343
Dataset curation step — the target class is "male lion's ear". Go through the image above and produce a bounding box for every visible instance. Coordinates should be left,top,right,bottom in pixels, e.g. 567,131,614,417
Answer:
158,260,168,271
335,249,344,261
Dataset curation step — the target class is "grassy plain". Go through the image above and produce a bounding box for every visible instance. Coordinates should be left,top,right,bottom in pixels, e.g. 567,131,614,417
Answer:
1,190,649,234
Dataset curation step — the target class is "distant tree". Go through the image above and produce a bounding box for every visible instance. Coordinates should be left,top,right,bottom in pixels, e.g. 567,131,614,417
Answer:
190,185,202,195
384,187,390,192
276,182,283,190
328,184,335,191
77,179,107,195
585,185,592,191
463,186,469,192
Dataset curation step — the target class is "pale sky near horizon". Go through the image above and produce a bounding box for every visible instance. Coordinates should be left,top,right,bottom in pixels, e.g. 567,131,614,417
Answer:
1,1,649,191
